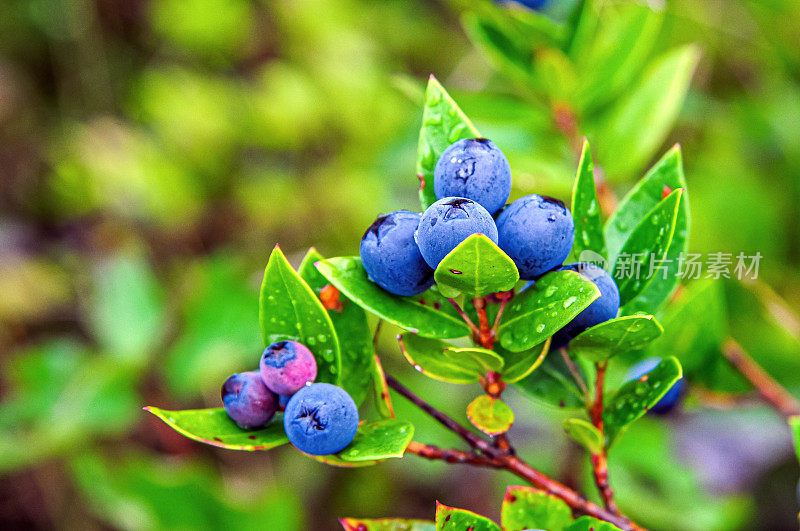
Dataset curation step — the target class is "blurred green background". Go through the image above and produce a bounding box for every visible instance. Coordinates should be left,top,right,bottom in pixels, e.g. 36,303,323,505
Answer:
2,0,800,529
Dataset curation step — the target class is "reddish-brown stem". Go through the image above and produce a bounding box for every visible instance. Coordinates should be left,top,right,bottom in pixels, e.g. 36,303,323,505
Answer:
387,374,644,531
406,441,500,467
447,298,480,337
560,348,589,398
590,361,619,515
472,297,495,349
722,338,800,417
491,294,510,335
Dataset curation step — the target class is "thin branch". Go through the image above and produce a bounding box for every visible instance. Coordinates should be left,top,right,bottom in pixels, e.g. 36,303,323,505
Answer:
560,348,590,398
722,338,800,417
447,297,480,337
406,441,500,467
589,361,619,515
491,294,510,335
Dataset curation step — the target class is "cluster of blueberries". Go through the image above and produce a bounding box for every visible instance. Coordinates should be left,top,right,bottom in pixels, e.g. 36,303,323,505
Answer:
361,137,683,412
221,340,359,455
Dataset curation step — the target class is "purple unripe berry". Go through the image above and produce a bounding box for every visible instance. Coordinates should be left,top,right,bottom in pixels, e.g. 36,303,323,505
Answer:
260,340,317,396
284,383,359,455
221,371,278,429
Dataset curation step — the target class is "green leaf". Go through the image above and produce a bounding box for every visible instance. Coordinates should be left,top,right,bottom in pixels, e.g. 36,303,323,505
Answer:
315,257,470,339
568,316,663,362
371,353,395,419
562,418,604,454
399,333,503,384
497,340,550,384
497,271,600,352
434,234,519,298
565,516,623,531
299,248,373,406
570,140,606,261
604,356,683,442
88,254,166,364
338,419,414,462
435,502,500,531
501,486,573,531
144,407,288,451
467,395,514,436
612,189,684,306
604,146,690,315
461,12,535,91
515,350,589,410
341,518,435,531
260,246,341,385
789,416,800,466
416,75,481,210
593,44,700,177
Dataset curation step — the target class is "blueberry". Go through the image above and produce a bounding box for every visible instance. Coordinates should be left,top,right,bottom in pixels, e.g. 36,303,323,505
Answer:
360,210,434,296
221,371,278,429
551,262,620,348
502,0,549,9
495,194,574,280
260,340,317,396
415,197,498,268
434,138,511,215
283,383,359,455
625,357,685,414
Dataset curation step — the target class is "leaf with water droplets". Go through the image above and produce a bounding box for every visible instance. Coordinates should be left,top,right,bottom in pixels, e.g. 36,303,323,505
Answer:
259,246,341,385
467,395,514,436
501,485,573,531
570,140,607,261
496,340,550,384
568,315,663,362
340,518,435,531
416,76,481,210
497,271,600,352
604,356,682,443
434,234,519,298
565,516,623,531
144,407,288,451
562,418,604,454
299,248,372,406
605,146,690,315
435,502,500,531
315,257,470,339
337,419,414,462
399,333,503,384
611,189,684,307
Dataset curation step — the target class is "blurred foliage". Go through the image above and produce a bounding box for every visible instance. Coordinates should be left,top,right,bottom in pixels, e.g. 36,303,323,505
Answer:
1,0,800,529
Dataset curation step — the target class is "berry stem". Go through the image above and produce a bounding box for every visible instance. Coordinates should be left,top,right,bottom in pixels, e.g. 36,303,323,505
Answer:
387,374,645,531
721,338,800,417
447,298,480,338
560,348,590,400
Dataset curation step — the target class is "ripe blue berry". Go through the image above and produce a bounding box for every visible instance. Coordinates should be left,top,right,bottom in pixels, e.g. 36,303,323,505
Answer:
415,197,498,268
504,0,549,9
360,210,434,296
283,383,359,455
495,194,574,280
260,340,317,396
221,371,278,429
625,357,685,414
551,262,620,349
434,138,511,215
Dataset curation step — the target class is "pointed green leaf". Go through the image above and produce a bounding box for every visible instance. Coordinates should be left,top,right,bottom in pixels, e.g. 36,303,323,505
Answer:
571,140,606,261
497,271,600,352
299,248,372,406
435,502,500,531
315,257,470,339
569,315,663,362
497,340,550,384
789,416,800,466
467,395,514,436
399,333,503,384
604,356,683,442
417,76,481,210
612,189,683,306
593,44,700,177
514,350,589,409
501,486,573,531
566,516,623,531
259,246,340,385
434,234,519,298
341,518,435,531
144,407,288,451
338,419,414,462
605,146,690,315
562,418,604,454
